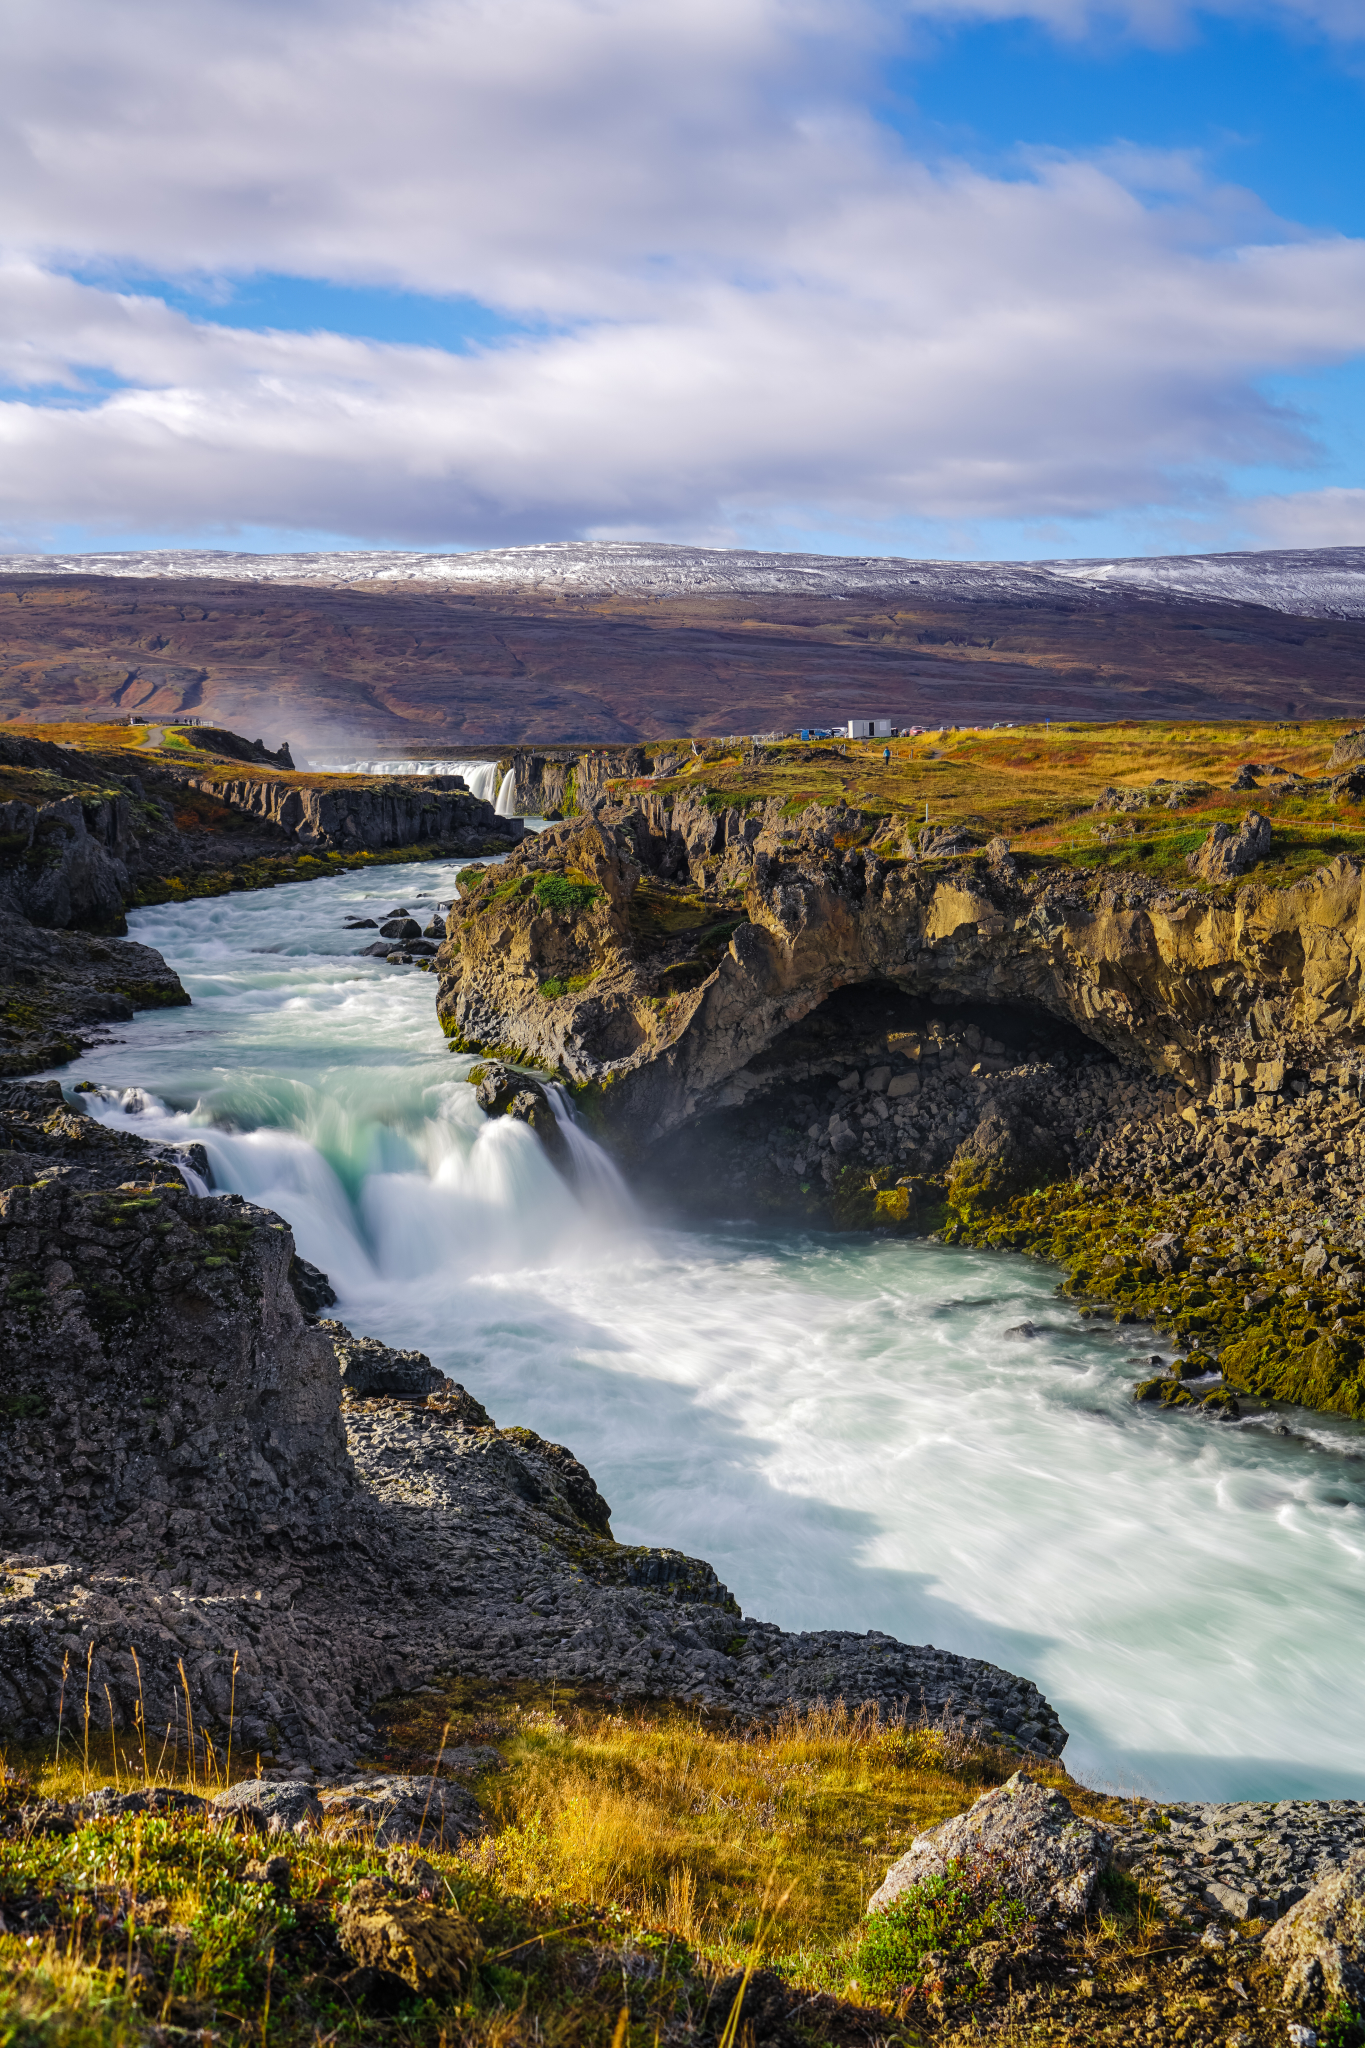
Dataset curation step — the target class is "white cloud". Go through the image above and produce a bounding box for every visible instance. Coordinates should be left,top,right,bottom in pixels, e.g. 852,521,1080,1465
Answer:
0,0,1363,547
5,0,881,310
1242,488,1365,547
898,0,1365,41
2,150,1363,545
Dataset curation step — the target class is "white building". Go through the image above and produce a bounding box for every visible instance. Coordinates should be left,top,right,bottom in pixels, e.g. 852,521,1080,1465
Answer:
846,718,894,738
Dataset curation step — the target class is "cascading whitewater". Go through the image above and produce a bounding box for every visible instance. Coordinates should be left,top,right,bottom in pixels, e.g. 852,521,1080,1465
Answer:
45,855,1365,1804
311,756,510,808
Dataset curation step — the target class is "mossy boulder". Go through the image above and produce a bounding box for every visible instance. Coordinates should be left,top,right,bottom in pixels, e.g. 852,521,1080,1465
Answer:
1221,1330,1365,1418
1133,1377,1195,1408
338,1878,482,1996
947,1109,1063,1216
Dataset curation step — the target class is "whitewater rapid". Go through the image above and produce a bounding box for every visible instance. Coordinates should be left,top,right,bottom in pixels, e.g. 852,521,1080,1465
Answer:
52,858,1365,1803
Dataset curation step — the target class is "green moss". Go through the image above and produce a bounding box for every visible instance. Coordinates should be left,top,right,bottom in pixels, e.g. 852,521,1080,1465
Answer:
538,972,596,998
0,1391,47,1419
855,1860,1026,1998
828,1167,921,1233
953,1180,1365,1422
533,873,601,913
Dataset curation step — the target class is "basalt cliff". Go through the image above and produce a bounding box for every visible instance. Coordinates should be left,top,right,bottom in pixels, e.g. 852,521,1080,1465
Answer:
436,789,1365,1144
0,724,521,1073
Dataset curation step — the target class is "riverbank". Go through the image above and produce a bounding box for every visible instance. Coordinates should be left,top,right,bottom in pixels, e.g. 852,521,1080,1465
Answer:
0,1693,1327,2048
0,720,521,1074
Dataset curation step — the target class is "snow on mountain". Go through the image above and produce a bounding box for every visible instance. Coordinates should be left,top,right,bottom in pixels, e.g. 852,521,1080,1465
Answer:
4,540,1365,620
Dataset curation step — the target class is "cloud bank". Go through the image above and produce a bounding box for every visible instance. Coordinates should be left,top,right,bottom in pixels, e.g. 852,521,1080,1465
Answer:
2,0,1364,550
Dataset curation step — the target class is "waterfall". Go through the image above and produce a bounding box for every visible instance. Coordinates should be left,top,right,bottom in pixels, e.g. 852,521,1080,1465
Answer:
548,1085,633,1213
309,755,506,805
494,767,519,816
452,759,501,804
83,1076,629,1286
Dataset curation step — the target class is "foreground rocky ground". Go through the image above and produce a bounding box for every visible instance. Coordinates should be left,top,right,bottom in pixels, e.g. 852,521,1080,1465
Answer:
4,1710,1363,2048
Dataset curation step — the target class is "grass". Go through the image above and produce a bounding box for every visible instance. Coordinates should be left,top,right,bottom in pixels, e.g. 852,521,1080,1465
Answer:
0,1683,1323,2048
624,717,1365,893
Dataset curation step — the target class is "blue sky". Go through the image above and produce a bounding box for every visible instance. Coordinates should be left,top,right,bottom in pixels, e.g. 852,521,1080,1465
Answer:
2,0,1364,563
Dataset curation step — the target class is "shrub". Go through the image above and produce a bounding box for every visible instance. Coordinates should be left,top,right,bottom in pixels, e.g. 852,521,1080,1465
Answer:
853,1858,1025,1996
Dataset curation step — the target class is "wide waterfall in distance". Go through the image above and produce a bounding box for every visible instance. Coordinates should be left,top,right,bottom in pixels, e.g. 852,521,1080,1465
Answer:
310,757,520,814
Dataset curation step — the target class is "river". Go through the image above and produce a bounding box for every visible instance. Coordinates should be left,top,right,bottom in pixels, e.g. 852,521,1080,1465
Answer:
51,856,1365,1804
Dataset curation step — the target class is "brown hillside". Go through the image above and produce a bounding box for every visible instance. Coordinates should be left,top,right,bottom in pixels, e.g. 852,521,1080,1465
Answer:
2,574,1363,753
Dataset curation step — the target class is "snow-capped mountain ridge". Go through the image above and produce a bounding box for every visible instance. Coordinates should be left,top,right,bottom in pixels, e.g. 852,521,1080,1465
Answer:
4,541,1365,621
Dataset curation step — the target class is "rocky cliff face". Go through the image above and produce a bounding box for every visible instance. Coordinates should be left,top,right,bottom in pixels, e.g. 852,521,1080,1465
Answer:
0,910,188,1075
184,773,524,854
0,786,138,932
435,792,1365,1150
506,746,648,815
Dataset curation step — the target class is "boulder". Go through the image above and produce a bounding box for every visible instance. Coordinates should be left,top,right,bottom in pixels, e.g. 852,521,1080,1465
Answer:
1327,730,1365,773
984,835,1018,880
213,1780,323,1838
948,1110,1062,1212
1142,1231,1183,1275
289,1253,337,1317
338,1877,482,1996
1133,1377,1195,1407
320,1774,482,1849
867,1772,1109,1923
1186,811,1272,882
320,1322,446,1398
1264,1851,1365,2010
380,917,422,941
917,824,978,858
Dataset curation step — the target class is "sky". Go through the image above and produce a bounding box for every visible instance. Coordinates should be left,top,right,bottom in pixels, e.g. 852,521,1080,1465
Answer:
2,0,1365,563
